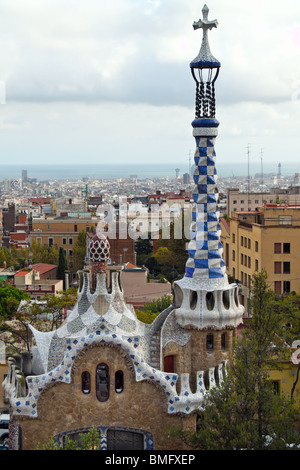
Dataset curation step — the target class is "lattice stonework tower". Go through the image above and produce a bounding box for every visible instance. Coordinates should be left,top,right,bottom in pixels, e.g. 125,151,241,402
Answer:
174,5,244,329
89,233,110,290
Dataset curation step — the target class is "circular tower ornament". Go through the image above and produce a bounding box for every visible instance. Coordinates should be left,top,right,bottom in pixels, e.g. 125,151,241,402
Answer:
89,233,110,292
89,233,110,264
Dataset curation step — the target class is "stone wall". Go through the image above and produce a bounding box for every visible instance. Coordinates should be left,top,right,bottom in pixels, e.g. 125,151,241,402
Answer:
16,343,195,450
163,328,234,371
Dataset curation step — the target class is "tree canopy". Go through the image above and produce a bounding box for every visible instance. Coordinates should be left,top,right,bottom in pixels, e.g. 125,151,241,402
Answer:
135,295,172,324
57,247,68,289
71,230,87,273
170,271,300,450
38,426,102,450
0,288,77,353
0,284,30,318
135,219,188,283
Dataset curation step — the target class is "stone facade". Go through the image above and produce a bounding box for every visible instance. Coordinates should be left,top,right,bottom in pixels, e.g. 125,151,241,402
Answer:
15,344,195,450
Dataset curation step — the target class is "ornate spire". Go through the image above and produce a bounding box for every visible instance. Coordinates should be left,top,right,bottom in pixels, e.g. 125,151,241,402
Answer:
190,4,220,69
173,5,244,330
190,4,220,119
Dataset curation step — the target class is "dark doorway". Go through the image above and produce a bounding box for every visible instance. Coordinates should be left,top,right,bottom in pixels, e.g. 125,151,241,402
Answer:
106,429,144,450
164,355,175,373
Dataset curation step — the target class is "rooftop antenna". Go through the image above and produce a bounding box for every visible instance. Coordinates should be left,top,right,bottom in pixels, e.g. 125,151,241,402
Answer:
277,162,282,179
260,148,264,185
246,143,251,202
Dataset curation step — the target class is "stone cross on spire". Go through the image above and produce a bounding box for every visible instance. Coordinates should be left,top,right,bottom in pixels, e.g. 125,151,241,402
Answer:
193,4,218,32
191,4,220,68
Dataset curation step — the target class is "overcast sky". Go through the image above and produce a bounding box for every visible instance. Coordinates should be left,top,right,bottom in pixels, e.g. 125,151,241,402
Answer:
0,0,299,175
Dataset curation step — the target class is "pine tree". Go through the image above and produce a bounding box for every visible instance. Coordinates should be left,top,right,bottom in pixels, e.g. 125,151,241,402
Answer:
72,230,87,273
57,247,68,289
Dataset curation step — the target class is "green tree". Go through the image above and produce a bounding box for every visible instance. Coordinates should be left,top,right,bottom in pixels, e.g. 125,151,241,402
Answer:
135,237,152,256
0,284,30,319
0,245,32,269
135,236,153,266
0,300,43,353
138,217,189,281
156,218,188,280
269,291,300,345
135,295,172,324
269,290,300,400
57,247,68,289
151,245,180,283
30,240,59,265
153,246,175,266
0,247,13,267
0,289,77,353
72,230,87,273
38,289,77,331
38,426,101,450
143,256,161,278
170,271,300,450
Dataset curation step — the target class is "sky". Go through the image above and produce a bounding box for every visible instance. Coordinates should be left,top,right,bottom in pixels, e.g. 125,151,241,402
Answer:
0,0,299,176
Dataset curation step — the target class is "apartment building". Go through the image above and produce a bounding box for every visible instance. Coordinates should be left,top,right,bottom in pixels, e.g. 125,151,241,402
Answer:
148,189,192,208
221,205,300,307
30,215,135,275
54,197,87,216
2,203,16,249
13,268,63,299
30,215,98,255
227,187,300,216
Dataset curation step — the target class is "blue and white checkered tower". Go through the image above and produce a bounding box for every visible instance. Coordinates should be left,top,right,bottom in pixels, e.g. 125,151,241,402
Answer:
174,5,244,329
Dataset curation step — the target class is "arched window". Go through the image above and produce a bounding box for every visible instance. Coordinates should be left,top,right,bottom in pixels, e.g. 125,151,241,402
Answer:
115,370,124,393
206,334,214,351
190,290,197,310
96,363,109,402
221,333,226,350
81,371,91,394
222,290,230,309
206,292,215,311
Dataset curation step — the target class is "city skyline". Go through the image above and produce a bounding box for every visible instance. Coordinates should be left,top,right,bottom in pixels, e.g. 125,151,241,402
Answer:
0,0,299,174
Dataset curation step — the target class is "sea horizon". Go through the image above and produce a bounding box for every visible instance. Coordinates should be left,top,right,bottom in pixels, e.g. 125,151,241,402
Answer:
0,162,297,181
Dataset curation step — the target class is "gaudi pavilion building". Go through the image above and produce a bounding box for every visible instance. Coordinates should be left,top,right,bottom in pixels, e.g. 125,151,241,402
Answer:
3,6,243,450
